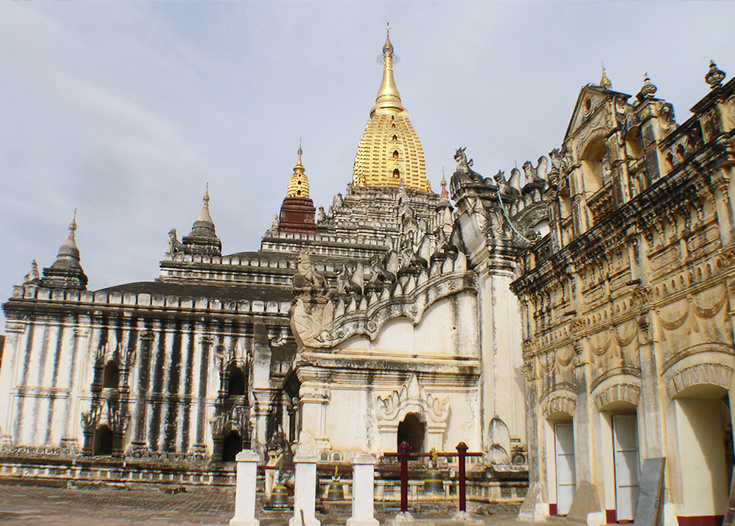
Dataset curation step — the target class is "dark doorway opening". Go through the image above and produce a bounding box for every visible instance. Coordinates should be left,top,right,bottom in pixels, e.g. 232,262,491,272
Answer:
397,413,425,452
222,430,243,462
93,425,114,456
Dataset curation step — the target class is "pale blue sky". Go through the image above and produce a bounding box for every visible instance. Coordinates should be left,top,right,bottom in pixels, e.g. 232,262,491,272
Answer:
1,1,734,327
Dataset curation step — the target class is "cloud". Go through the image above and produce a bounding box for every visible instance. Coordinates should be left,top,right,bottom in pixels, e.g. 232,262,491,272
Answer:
1,1,734,327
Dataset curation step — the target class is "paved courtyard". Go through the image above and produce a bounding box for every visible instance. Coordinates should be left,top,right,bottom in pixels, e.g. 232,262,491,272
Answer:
0,482,541,526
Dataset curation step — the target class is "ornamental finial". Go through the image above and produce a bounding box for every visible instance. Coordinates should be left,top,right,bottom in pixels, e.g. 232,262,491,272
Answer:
639,72,657,99
705,60,726,89
69,208,77,233
373,24,404,115
600,64,612,90
383,22,393,55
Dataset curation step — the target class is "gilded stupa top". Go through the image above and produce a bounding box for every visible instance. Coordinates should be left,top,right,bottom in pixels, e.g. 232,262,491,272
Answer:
286,143,310,198
352,25,430,192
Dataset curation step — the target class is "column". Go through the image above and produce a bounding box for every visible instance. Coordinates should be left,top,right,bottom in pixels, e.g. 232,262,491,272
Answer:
347,454,379,526
289,453,320,526
0,320,26,443
230,450,260,526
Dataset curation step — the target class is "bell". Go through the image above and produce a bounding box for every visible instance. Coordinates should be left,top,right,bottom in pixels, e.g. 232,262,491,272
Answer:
424,468,444,494
271,483,290,506
325,480,345,501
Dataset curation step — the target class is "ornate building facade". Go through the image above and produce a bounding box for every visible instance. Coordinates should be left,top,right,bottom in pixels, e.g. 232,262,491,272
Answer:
511,63,735,526
0,31,541,490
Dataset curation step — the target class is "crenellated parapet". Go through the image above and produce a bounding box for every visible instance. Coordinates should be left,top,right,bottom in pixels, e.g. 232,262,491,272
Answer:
290,238,475,349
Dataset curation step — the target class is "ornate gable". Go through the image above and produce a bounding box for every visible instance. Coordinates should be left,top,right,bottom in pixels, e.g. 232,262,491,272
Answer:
565,86,615,142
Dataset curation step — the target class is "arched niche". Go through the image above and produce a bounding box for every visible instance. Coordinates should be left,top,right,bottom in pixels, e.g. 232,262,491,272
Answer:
397,413,425,453
625,126,644,160
222,430,243,462
227,363,247,397
92,424,113,456
581,137,610,195
102,360,119,389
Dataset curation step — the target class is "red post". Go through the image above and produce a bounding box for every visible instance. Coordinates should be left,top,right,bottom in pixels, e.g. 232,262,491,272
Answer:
398,441,411,513
456,442,468,512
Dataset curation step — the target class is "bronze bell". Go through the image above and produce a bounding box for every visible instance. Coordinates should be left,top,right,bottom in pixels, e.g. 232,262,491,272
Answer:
325,480,344,501
424,468,444,494
271,484,290,506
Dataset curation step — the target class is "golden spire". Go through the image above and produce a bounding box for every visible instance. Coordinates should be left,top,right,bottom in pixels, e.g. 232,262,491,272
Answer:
353,26,430,192
371,23,405,117
287,141,310,198
600,64,612,89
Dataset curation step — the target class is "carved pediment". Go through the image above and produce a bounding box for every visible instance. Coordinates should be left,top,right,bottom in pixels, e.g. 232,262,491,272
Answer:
565,85,630,143
377,374,450,424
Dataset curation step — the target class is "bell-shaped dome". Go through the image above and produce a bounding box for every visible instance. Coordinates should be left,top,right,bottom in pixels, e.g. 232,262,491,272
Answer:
352,27,430,192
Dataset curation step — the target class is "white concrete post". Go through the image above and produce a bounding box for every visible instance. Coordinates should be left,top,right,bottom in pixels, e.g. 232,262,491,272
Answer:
347,453,379,526
289,454,321,526
230,450,260,526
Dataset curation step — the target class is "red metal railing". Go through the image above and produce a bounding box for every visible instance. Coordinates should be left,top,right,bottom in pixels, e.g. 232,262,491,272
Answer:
259,441,482,513
384,441,482,513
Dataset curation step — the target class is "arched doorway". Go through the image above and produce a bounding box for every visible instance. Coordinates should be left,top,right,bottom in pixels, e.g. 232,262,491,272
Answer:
93,425,113,456
222,430,243,462
675,385,733,522
397,413,425,452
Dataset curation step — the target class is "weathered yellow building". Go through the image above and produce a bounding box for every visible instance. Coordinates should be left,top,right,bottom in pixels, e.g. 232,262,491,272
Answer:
512,63,735,526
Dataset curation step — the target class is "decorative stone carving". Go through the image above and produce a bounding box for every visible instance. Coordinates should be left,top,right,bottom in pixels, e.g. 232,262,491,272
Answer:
167,228,184,255
666,363,733,398
377,375,449,423
23,260,40,284
290,251,334,348
453,147,485,184
705,60,726,89
495,169,521,200
292,251,329,298
211,405,250,437
81,404,101,432
594,383,640,411
376,375,450,451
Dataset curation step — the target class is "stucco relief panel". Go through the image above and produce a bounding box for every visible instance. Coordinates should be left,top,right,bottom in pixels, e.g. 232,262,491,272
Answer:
375,374,450,450
655,285,731,356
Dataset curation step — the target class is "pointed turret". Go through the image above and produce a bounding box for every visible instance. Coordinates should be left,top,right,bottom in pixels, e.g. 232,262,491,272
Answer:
353,26,431,192
41,211,88,290
286,143,310,198
278,144,317,234
439,172,450,203
181,186,222,256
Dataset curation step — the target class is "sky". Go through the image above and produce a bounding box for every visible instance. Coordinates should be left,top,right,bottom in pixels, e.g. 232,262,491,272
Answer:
1,1,734,329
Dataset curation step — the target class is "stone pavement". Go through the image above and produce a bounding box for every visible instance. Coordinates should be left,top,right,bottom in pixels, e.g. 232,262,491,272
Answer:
0,482,549,526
